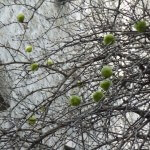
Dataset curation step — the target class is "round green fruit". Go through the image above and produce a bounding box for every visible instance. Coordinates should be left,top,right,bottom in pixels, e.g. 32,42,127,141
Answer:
100,80,112,91
101,65,113,78
134,21,147,32
92,90,104,102
39,106,46,112
70,95,81,106
77,80,82,86
27,115,36,126
46,59,54,66
25,45,32,53
30,63,39,71
103,34,115,45
17,13,25,23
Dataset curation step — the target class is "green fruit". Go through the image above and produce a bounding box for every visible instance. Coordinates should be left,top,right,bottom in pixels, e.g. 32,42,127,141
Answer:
25,45,32,53
134,21,147,32
77,80,82,86
101,65,113,78
70,95,81,106
92,91,104,102
27,115,36,126
17,13,25,23
30,63,39,71
39,106,46,112
103,34,115,45
46,59,54,66
100,80,112,91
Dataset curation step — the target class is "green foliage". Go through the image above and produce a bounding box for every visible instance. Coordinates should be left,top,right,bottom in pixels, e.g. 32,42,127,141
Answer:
100,79,112,91
101,65,113,78
17,13,25,23
134,21,147,32
25,45,32,53
103,34,115,45
92,90,104,102
30,63,39,71
70,95,81,106
27,115,36,126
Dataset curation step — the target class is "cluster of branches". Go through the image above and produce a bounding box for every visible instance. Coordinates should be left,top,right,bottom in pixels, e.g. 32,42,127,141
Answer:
0,0,150,149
